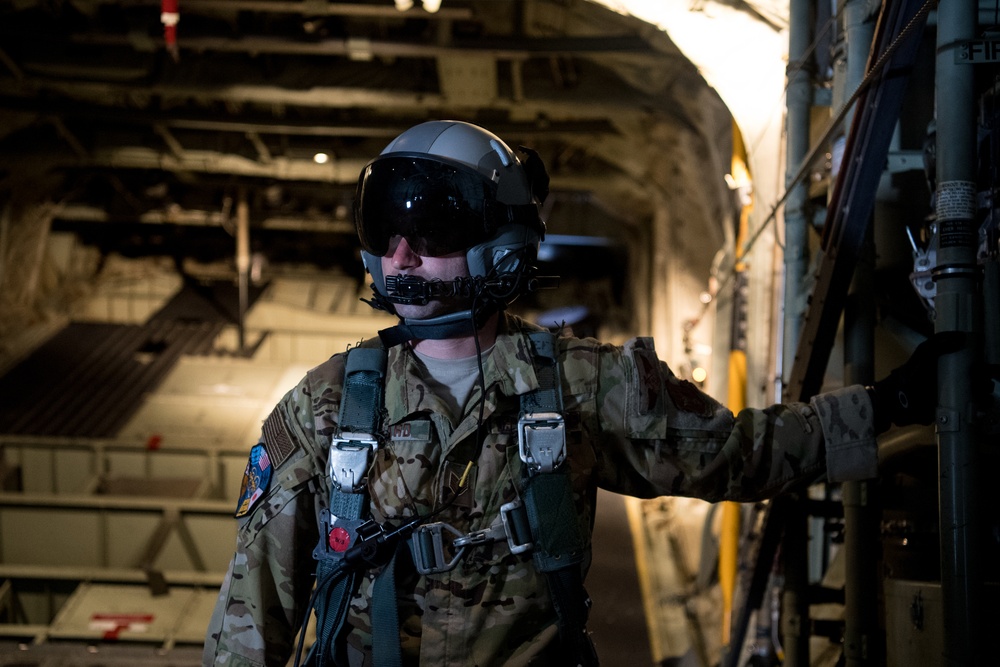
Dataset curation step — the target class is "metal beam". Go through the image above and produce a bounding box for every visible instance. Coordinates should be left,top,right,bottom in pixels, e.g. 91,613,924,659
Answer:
0,564,222,587
69,33,659,60
75,0,475,20
0,94,620,138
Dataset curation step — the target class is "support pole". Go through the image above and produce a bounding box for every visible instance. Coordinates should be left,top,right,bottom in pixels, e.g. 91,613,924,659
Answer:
720,129,752,653
780,500,809,666
843,232,881,666
781,0,813,384
236,190,250,354
839,1,880,664
781,0,812,663
934,0,982,663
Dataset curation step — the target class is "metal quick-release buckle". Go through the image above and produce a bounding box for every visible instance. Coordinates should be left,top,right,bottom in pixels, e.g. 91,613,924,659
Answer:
499,499,533,555
328,433,378,493
518,412,566,474
409,522,466,575
409,500,534,574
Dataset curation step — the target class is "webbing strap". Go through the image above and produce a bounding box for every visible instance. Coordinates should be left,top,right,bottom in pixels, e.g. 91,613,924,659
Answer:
371,546,404,667
546,568,599,667
521,331,563,414
331,488,366,520
310,345,387,664
519,331,597,666
309,560,358,667
340,347,386,433
377,306,494,348
523,472,585,572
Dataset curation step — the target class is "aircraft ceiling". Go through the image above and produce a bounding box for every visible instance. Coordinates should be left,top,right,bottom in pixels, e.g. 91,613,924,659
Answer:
0,0,760,331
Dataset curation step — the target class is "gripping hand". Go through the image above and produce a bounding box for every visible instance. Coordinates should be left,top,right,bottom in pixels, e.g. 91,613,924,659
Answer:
869,332,969,433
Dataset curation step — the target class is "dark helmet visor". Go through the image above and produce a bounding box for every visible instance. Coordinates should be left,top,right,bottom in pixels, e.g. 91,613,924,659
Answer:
355,156,499,257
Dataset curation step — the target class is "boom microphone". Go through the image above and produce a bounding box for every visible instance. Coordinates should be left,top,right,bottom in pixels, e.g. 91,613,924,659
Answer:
384,273,559,306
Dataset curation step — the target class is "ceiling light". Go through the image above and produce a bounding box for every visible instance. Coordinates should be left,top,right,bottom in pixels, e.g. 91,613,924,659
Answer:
313,152,329,164
423,0,442,12
346,37,373,61
395,0,414,10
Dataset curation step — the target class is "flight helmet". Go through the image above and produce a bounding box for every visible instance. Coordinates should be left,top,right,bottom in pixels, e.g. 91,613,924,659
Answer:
354,120,549,337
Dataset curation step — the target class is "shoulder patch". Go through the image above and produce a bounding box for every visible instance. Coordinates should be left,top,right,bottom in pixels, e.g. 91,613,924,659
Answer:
235,443,272,518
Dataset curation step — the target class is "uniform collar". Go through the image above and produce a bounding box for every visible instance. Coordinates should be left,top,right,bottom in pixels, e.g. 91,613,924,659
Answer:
382,313,543,425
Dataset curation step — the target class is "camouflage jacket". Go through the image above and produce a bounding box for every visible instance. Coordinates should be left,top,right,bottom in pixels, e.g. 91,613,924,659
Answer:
203,314,878,666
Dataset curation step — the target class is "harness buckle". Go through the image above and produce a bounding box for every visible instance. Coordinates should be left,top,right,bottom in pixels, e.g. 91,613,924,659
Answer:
328,433,378,493
453,522,505,549
409,522,466,575
500,499,533,554
518,412,566,474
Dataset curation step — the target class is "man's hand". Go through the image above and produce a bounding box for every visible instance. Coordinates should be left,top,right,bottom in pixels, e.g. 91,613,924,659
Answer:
869,332,971,433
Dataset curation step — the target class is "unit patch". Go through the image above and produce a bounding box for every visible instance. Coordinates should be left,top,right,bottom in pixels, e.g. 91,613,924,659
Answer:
440,460,477,509
235,443,272,518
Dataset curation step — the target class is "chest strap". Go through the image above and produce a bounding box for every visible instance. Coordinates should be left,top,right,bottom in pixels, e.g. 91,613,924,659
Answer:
308,345,389,667
321,346,386,554
519,330,598,667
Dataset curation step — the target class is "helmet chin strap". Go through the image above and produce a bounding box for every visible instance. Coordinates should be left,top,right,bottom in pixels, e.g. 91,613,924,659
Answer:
377,304,498,348
375,273,499,347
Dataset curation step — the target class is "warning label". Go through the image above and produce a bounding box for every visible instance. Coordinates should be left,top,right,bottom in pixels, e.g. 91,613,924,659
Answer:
936,180,977,220
936,181,977,248
939,219,974,248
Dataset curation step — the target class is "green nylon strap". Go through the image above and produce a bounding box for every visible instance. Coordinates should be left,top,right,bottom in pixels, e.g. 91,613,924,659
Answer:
339,346,387,434
311,345,388,663
522,331,563,414
371,545,404,667
545,567,599,667
519,331,596,665
331,488,366,520
523,472,585,572
311,560,357,667
517,330,578,563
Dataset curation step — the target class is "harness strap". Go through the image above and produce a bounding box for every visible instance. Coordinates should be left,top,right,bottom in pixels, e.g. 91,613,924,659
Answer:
521,330,562,414
340,347,387,433
371,545,405,667
313,331,596,665
309,560,358,666
310,344,387,666
519,330,598,667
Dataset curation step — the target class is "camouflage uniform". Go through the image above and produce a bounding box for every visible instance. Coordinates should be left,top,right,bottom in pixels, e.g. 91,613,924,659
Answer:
204,314,877,666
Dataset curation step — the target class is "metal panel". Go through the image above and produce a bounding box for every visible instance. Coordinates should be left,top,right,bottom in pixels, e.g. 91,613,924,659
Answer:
48,582,215,644
2,509,103,567
876,579,999,667
0,494,235,574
